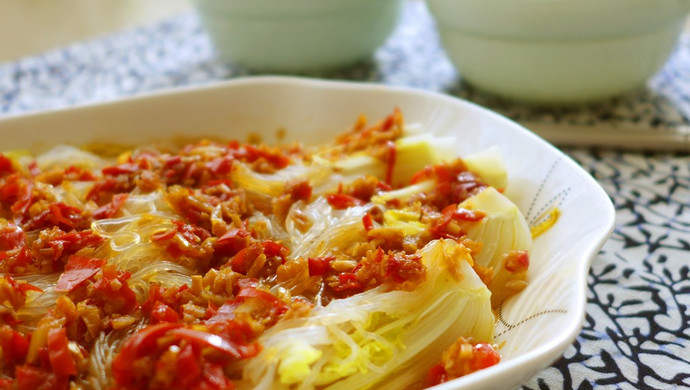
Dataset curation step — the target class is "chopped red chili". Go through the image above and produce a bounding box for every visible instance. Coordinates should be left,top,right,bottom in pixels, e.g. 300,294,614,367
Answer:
102,162,139,176
308,256,334,277
206,155,234,175
243,144,290,169
112,322,183,385
425,363,447,387
384,140,397,186
55,255,106,292
504,250,529,273
236,286,289,317
0,153,14,176
47,328,77,377
213,228,251,256
326,193,365,209
0,325,30,366
362,213,374,231
93,193,128,219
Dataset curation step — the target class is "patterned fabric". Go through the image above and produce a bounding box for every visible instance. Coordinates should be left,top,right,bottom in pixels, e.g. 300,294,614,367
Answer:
523,151,690,389
0,1,688,389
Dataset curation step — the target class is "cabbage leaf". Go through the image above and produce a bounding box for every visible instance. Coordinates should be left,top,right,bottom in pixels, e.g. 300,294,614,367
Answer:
240,239,495,390
457,187,532,306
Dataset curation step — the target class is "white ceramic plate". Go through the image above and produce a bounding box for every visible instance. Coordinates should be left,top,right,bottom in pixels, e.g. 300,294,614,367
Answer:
0,77,615,389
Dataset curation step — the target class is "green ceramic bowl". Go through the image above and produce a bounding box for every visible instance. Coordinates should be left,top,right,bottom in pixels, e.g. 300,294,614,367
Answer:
426,0,690,104
195,0,404,72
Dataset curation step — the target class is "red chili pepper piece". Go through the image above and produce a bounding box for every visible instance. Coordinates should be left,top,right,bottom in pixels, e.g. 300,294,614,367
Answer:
15,366,67,390
243,145,290,169
229,244,262,275
236,277,258,289
91,266,137,314
164,155,182,168
112,322,183,385
425,363,447,387
176,343,202,386
3,274,42,297
204,178,233,189
0,154,14,176
262,241,289,261
410,166,432,185
47,328,77,376
23,202,85,232
17,282,42,295
288,179,312,201
326,193,365,209
92,193,128,219
27,162,41,177
85,178,117,202
102,162,139,176
46,230,104,263
0,325,29,365
236,286,289,316
213,228,250,257
0,247,32,273
470,343,501,371
11,181,34,215
430,204,485,239
151,301,180,323
0,223,26,251
504,250,529,273
384,140,396,186
52,203,78,228
207,155,234,175
183,161,203,180
381,112,396,132
429,205,458,238
150,228,176,241
205,302,239,325
64,166,96,181
362,213,374,231
333,273,363,293
169,328,246,359
426,339,500,386
410,163,457,185
452,207,486,222
376,181,392,191
308,256,334,277
55,255,107,292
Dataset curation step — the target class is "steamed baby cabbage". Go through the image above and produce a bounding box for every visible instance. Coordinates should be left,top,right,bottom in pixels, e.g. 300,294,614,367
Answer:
240,239,494,390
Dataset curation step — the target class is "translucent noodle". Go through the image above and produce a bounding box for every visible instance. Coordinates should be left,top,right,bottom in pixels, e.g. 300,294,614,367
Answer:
247,212,290,243
119,191,172,216
88,193,197,301
91,215,142,238
78,323,145,390
52,181,93,209
129,262,193,301
15,273,61,329
232,160,344,198
92,213,178,273
286,197,371,260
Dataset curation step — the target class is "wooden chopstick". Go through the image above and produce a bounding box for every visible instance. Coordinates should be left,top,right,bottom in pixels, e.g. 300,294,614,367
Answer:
520,122,690,153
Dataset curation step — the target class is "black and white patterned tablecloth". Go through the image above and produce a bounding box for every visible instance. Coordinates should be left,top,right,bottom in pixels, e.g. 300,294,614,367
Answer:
0,1,688,389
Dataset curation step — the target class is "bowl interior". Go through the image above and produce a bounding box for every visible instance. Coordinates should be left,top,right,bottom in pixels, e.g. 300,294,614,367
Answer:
0,77,615,389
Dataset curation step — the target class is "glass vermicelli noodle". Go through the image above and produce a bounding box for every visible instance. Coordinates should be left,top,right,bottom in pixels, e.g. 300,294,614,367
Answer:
0,109,538,390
